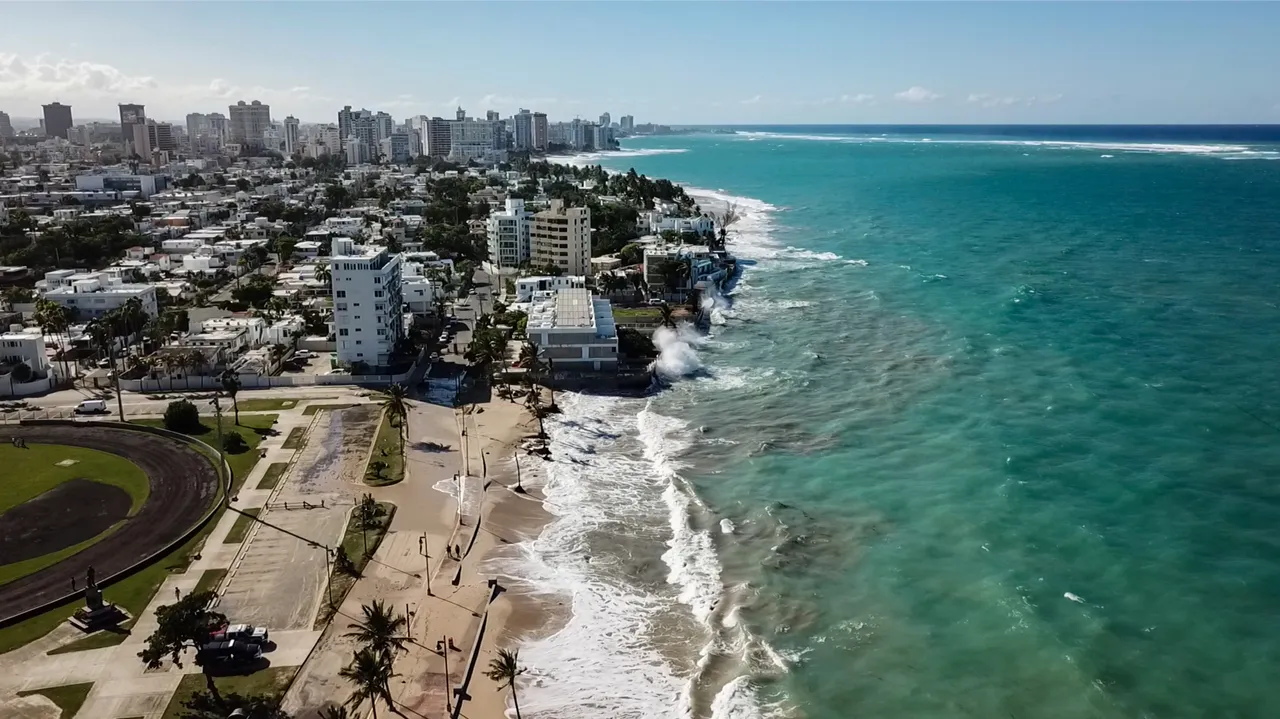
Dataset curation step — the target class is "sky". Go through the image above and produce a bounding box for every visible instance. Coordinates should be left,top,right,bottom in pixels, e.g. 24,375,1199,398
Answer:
2,2,1279,126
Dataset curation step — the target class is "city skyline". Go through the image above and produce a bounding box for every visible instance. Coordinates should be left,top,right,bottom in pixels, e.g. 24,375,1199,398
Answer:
2,2,1279,125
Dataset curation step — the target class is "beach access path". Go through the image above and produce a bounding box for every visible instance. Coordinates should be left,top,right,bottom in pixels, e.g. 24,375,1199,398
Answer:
282,386,547,719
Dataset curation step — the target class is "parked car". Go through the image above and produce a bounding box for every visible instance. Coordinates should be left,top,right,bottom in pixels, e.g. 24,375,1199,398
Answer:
295,349,312,360
74,399,108,415
646,298,666,306
196,640,262,665
215,623,270,645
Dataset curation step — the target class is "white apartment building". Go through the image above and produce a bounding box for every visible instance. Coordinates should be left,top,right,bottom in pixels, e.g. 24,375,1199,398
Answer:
41,270,158,319
331,238,404,368
514,275,585,303
486,198,532,271
531,199,591,276
345,137,369,165
401,261,440,314
380,133,412,164
525,288,618,371
0,328,56,396
448,118,496,161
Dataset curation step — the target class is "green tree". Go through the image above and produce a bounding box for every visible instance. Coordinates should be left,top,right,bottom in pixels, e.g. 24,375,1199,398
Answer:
659,303,676,329
485,648,527,719
382,383,409,462
176,690,289,719
164,399,202,433
339,647,397,719
137,590,227,700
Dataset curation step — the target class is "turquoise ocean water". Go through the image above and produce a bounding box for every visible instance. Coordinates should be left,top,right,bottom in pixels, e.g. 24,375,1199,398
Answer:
494,128,1280,719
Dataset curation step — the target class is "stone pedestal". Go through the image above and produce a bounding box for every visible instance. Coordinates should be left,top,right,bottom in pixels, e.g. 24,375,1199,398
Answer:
65,565,131,632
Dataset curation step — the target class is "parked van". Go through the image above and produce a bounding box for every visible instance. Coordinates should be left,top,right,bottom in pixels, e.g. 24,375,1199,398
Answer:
74,400,108,415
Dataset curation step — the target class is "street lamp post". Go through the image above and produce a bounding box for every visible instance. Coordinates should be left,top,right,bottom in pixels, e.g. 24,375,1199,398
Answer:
419,532,432,596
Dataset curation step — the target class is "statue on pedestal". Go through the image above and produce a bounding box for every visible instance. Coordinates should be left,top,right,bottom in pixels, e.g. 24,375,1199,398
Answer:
68,564,129,633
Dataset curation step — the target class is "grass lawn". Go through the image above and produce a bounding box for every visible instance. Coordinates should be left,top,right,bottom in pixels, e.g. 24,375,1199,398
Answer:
232,397,336,412
223,508,261,544
161,665,296,719
301,402,358,416
255,462,289,491
363,409,404,487
135,414,277,494
611,306,663,323
7,430,235,655
315,502,395,628
192,567,227,595
281,426,307,450
16,682,93,718
0,444,151,587
0,443,150,514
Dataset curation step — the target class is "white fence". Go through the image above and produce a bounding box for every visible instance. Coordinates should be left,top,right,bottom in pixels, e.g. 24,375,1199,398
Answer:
120,369,413,392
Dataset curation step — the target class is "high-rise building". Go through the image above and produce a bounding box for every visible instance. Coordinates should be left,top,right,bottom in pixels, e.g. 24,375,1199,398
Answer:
311,124,341,157
456,106,467,122
338,105,354,141
374,112,394,147
620,115,634,132
119,104,145,150
448,118,495,161
42,103,73,139
0,111,14,138
487,199,533,270
228,100,271,148
513,109,534,151
206,113,228,140
532,199,592,276
599,112,611,128
132,120,176,159
185,112,207,140
423,117,452,157
593,124,613,151
330,238,404,368
533,112,548,150
381,133,412,164
486,110,500,122
345,137,369,165
283,116,300,155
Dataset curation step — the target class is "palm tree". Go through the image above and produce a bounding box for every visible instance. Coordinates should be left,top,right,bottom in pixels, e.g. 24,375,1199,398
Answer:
34,299,71,381
628,272,648,303
485,648,527,719
525,389,545,439
186,349,207,389
339,647,397,719
343,599,410,658
319,705,352,719
658,303,676,329
382,383,409,459
220,370,241,425
316,262,332,293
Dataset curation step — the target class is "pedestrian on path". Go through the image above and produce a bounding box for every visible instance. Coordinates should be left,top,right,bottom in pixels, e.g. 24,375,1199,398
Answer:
175,587,181,601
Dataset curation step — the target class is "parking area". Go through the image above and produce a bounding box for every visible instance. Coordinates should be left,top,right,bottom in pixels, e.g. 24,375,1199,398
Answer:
276,350,338,378
217,405,380,630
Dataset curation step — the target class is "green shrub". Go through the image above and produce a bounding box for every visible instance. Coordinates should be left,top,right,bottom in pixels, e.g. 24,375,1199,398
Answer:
163,399,202,433
222,430,248,453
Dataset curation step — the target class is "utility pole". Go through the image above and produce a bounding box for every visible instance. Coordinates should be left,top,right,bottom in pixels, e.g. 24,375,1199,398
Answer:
211,396,226,491
110,341,126,421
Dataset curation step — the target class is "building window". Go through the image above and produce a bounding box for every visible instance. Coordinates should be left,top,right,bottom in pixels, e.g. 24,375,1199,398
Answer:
374,290,384,298
374,277,382,285
356,340,362,345
336,290,346,298
339,329,348,336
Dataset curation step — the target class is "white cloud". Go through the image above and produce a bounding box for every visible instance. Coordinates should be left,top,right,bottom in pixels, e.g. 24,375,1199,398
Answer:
842,93,876,105
740,94,763,105
0,52,158,97
894,86,942,103
967,93,1018,108
968,92,1064,108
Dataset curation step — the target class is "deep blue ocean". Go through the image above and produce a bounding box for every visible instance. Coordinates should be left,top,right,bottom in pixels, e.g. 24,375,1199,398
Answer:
506,127,1280,719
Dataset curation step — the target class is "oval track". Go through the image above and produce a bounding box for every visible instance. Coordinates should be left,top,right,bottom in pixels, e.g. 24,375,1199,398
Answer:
0,423,221,623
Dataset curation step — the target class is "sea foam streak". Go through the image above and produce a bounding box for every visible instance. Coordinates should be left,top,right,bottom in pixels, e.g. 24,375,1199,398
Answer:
734,130,1280,159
